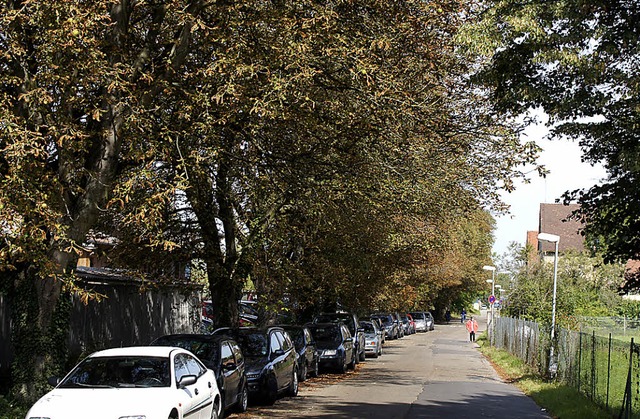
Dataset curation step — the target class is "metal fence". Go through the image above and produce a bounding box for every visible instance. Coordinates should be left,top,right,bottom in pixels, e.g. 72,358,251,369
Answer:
493,316,640,418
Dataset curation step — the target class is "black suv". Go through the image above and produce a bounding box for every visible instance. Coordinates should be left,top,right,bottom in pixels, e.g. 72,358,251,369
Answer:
312,312,366,362
150,333,248,415
213,327,298,404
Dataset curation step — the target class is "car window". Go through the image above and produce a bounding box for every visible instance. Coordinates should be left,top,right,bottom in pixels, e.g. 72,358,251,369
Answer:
270,332,283,353
361,322,375,333
221,342,234,369
341,325,352,339
281,331,294,351
236,332,268,358
304,328,313,345
231,341,244,365
174,353,192,382
285,328,304,349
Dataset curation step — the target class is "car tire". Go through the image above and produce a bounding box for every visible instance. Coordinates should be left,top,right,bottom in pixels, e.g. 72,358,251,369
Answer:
236,384,248,413
338,355,347,373
347,352,356,370
359,348,366,362
299,361,307,382
265,374,278,405
288,368,298,397
210,402,219,419
310,358,319,377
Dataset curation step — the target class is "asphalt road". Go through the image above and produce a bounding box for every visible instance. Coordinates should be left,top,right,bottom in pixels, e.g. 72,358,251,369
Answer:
232,313,551,419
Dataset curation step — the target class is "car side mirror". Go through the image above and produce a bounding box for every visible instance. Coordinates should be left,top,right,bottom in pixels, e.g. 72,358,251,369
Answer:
178,374,197,388
47,376,60,387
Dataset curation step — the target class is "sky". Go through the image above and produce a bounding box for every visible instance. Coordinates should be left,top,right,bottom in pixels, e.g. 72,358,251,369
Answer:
491,116,608,257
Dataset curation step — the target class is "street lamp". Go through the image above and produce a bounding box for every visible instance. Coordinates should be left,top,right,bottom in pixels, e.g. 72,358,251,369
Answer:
483,265,496,344
538,232,560,377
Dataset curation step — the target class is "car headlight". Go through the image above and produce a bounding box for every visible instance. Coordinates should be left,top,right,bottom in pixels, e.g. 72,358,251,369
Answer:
323,349,337,356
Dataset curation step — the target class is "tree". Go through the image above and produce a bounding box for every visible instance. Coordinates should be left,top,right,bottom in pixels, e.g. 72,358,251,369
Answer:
459,0,640,270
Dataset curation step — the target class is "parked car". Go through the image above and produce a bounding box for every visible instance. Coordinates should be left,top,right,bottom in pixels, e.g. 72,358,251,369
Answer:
307,322,355,373
150,334,248,415
409,311,428,332
25,346,222,419
312,312,366,362
425,311,435,331
280,325,319,381
392,312,405,338
360,320,383,358
370,313,398,340
213,327,298,404
401,313,416,335
368,316,386,345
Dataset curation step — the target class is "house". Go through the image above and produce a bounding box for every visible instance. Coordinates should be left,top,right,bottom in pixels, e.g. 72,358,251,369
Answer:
525,203,585,261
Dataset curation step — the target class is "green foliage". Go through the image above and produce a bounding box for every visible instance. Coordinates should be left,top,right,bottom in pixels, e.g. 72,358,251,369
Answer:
502,245,627,327
460,0,640,267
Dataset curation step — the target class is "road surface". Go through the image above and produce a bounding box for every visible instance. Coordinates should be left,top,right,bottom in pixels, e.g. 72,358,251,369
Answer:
232,313,550,418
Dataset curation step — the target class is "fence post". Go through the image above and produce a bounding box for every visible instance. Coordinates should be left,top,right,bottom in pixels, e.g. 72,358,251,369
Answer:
591,331,596,401
606,333,611,412
578,331,582,393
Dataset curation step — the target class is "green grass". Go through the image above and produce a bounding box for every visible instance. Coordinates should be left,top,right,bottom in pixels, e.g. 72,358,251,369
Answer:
477,333,613,419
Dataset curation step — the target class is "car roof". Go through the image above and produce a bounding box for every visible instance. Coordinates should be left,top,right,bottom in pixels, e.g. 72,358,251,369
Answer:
151,334,233,345
90,346,180,358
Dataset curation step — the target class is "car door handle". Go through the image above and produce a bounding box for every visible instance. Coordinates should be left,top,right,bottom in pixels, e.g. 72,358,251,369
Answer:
208,382,212,388
195,388,199,395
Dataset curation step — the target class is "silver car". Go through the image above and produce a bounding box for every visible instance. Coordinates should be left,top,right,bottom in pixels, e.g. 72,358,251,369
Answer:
360,321,382,358
410,311,428,332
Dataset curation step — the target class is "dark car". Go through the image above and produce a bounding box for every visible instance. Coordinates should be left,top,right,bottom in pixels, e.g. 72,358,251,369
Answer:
213,327,298,404
280,325,319,381
307,322,355,373
312,312,366,362
371,313,398,340
150,334,248,415
392,312,405,338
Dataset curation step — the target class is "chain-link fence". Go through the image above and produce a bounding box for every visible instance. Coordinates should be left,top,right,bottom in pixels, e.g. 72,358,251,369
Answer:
493,316,640,418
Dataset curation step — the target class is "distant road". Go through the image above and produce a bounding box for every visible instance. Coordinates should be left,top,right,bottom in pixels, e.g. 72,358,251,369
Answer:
233,313,550,418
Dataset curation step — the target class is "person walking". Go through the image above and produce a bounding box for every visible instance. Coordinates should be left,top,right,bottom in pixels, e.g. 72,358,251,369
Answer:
461,309,467,323
466,316,479,342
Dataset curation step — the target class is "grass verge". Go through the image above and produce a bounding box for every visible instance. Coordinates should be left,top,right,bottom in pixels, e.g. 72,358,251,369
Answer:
476,333,613,419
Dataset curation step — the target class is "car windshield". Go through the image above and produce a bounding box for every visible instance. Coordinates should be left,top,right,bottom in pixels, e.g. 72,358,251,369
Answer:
316,314,354,334
310,326,341,343
410,312,425,320
236,332,268,358
284,328,304,349
152,337,218,369
372,315,391,325
361,322,376,333
59,356,170,388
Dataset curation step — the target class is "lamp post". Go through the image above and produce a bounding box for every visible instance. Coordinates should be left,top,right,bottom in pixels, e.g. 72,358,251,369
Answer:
538,232,560,377
483,265,496,345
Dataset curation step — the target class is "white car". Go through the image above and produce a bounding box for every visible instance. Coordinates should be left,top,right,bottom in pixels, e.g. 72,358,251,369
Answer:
25,346,222,419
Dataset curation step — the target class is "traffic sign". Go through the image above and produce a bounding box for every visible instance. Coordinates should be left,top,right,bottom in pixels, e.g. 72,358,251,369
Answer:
488,295,496,304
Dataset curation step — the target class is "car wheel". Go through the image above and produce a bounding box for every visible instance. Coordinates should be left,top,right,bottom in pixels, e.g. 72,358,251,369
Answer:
338,354,347,373
236,384,248,413
299,361,307,382
347,352,356,370
288,368,298,397
209,402,219,419
265,374,278,405
359,348,366,362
